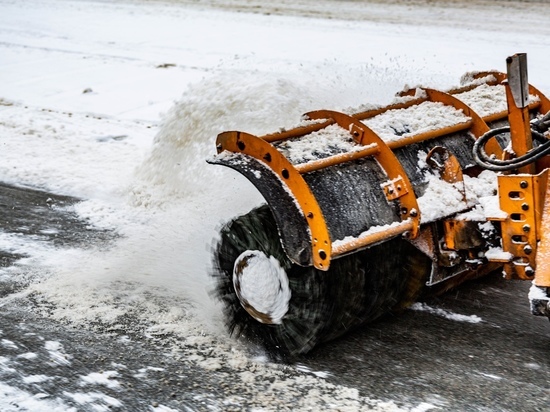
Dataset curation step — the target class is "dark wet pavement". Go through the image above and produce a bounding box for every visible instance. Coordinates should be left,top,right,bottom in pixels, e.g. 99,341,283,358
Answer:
0,183,549,411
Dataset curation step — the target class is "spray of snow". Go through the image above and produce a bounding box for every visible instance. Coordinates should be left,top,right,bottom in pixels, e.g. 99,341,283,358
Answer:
410,303,483,324
16,62,430,336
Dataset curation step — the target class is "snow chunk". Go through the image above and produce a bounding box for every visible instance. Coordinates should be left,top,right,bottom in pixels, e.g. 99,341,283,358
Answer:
151,405,179,412
79,371,121,389
485,247,512,262
460,72,497,87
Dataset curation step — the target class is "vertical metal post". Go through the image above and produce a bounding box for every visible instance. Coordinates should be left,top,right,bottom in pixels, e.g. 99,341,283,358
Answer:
505,53,534,174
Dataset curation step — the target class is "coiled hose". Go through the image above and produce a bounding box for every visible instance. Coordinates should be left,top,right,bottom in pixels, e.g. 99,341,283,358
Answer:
473,112,550,171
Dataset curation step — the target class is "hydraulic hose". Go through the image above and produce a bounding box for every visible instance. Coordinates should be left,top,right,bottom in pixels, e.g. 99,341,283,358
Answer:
473,113,550,171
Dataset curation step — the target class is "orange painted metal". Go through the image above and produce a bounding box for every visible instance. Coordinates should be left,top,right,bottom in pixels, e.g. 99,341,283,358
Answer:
214,69,550,271
353,96,426,121
482,101,542,124
261,119,334,143
331,220,415,258
529,84,550,113
505,82,535,174
386,121,473,150
426,146,465,186
425,89,490,137
216,131,332,270
423,88,501,156
294,144,379,174
305,110,421,239
496,171,548,280
534,174,550,287
294,121,474,175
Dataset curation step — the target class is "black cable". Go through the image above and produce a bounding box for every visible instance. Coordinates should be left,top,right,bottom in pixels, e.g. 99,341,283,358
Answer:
473,125,550,171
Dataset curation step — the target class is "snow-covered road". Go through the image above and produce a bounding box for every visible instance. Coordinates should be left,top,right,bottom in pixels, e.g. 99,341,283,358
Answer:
1,0,549,410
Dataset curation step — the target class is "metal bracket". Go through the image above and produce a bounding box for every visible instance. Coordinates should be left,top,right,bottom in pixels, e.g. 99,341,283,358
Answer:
496,171,548,280
381,176,409,201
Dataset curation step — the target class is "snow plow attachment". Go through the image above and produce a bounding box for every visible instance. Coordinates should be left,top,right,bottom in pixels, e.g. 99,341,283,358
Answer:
208,54,550,355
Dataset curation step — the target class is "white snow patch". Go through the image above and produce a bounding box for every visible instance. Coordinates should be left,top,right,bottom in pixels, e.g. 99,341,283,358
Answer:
0,357,16,374
528,283,549,300
0,383,75,412
455,84,541,118
133,366,165,379
485,247,513,262
275,123,359,164
44,341,71,366
416,166,498,223
362,101,469,143
1,340,17,350
79,371,121,389
63,391,122,408
416,175,467,223
150,405,179,412
17,352,38,360
410,402,441,412
454,84,507,118
410,303,483,324
22,374,53,384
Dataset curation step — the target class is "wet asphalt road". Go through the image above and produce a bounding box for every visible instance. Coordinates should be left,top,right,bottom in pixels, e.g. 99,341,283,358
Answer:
0,183,549,411
308,274,550,411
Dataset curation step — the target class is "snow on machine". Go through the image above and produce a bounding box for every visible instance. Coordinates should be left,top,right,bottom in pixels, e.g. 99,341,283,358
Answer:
208,54,550,355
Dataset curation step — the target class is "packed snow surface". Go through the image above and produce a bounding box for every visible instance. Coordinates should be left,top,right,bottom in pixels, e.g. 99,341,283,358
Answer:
1,0,550,410
275,124,358,164
363,101,470,143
